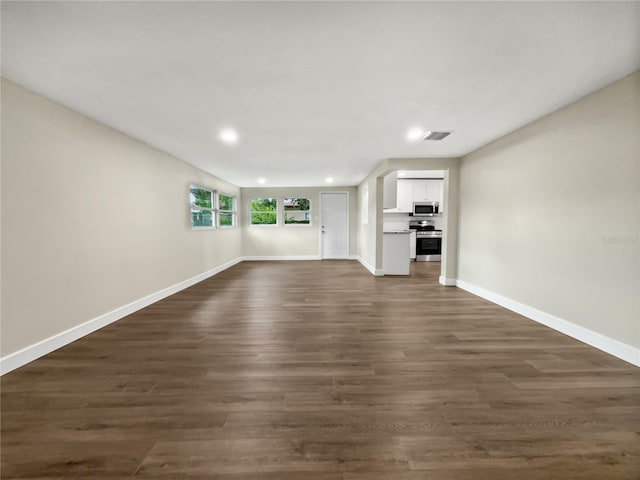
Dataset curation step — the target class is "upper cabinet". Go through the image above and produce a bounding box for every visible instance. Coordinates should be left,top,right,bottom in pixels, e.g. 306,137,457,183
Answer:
396,178,445,213
424,179,443,205
397,179,414,212
383,172,398,209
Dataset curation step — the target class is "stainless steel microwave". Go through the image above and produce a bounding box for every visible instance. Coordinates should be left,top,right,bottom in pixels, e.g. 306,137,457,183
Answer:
413,201,439,216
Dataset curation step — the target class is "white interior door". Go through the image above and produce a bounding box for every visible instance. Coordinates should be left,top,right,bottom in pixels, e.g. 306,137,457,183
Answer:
321,192,348,259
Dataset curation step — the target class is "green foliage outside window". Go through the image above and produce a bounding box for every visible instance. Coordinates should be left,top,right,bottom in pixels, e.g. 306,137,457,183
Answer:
190,185,215,228
250,198,277,225
219,194,234,211
220,213,234,226
219,193,235,227
190,188,213,209
284,197,311,225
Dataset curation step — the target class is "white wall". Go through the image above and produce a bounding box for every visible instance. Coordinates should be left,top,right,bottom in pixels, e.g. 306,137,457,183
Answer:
357,176,379,272
458,71,640,353
241,187,358,258
1,78,243,359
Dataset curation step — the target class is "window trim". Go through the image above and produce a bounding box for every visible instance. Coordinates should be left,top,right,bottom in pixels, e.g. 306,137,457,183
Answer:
190,184,217,230
249,197,278,226
218,192,237,228
283,197,312,227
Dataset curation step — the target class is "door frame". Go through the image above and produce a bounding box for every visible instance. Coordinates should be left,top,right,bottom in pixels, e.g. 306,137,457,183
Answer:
319,191,350,259
378,165,457,283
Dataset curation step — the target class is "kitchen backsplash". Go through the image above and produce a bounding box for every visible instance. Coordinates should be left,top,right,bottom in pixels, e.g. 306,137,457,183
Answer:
383,212,443,231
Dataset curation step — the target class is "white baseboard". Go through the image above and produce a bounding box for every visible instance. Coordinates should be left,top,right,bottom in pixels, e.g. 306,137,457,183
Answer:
439,276,457,286
0,257,243,375
242,255,321,261
355,256,384,276
456,279,640,367
12,260,633,374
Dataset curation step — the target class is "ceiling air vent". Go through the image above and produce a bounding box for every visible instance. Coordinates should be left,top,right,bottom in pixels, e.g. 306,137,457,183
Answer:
422,131,451,141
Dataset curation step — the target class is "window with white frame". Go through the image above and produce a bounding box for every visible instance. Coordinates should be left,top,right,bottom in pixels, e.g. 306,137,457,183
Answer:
284,197,311,225
219,193,236,227
250,198,277,225
190,184,216,228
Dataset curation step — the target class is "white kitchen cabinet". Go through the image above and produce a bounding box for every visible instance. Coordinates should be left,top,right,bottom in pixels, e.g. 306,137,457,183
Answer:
436,180,444,212
409,231,416,260
424,180,441,202
396,179,414,212
397,178,444,212
425,179,444,211
411,180,427,202
383,172,398,209
383,232,410,275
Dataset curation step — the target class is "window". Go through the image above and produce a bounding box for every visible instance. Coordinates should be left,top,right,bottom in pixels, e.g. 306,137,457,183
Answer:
284,197,311,225
250,198,277,225
219,193,236,227
190,185,216,228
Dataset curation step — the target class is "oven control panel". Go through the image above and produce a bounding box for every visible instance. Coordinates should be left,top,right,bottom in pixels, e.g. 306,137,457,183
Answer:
414,230,442,238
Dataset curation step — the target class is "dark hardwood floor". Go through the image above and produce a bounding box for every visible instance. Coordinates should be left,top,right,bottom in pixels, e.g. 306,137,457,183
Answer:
2,260,638,479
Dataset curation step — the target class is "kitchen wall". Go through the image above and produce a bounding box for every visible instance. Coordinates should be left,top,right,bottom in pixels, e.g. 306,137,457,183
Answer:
458,71,640,355
1,78,243,363
241,187,358,258
382,212,412,231
383,214,445,232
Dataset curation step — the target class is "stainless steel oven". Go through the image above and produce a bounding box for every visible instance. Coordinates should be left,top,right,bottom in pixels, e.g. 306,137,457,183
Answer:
416,232,442,261
409,220,442,262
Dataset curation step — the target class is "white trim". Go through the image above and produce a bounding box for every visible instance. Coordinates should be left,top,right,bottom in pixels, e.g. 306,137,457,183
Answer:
191,225,217,230
439,276,457,286
14,259,635,374
455,279,640,367
355,256,384,276
217,191,237,228
0,257,243,375
190,183,218,229
242,255,321,261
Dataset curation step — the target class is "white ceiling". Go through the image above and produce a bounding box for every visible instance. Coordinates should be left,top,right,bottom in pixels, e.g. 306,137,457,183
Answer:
2,1,639,187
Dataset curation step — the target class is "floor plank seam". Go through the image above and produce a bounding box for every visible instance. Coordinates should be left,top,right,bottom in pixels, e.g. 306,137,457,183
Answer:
131,439,160,477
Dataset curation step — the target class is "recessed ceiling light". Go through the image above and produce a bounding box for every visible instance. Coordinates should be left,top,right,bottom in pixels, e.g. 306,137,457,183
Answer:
257,177,266,184
406,127,424,142
219,128,239,145
325,177,334,184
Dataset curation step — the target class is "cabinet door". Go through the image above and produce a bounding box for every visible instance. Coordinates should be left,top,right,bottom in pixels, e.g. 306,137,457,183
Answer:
411,180,428,202
424,180,440,202
409,231,416,259
397,179,413,212
438,180,444,212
